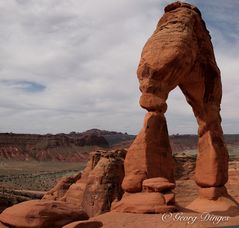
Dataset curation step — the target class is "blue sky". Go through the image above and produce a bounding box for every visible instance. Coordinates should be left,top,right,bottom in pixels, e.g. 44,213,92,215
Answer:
0,0,238,134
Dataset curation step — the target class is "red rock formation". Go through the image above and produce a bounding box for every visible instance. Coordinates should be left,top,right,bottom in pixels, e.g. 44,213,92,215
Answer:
112,192,176,214
42,173,81,201
119,1,233,213
0,131,110,162
0,149,126,226
42,150,126,217
0,200,88,228
122,112,175,193
65,150,125,217
0,130,135,162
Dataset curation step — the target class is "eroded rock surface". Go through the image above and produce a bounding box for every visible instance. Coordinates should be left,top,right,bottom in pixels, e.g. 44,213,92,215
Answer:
0,149,126,227
119,1,232,213
42,173,81,201
45,149,126,217
122,112,175,193
0,200,88,228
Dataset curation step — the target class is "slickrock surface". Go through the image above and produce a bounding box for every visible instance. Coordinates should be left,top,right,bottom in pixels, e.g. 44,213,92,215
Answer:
0,200,88,228
111,192,176,214
79,212,239,228
63,220,103,228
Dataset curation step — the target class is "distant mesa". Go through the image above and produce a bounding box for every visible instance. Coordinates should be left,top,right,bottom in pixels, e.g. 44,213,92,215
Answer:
0,129,135,162
0,130,238,162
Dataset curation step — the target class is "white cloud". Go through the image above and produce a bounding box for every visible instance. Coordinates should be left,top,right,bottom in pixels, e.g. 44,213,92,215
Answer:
0,0,238,134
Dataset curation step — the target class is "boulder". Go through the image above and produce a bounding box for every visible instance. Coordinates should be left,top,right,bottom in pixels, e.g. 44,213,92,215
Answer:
142,177,175,192
0,200,88,228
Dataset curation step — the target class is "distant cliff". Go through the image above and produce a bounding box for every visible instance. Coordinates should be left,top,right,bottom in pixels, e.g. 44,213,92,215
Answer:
170,134,239,153
0,129,134,161
0,130,238,161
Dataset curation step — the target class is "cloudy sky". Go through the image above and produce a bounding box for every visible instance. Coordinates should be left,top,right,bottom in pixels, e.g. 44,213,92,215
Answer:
0,0,238,135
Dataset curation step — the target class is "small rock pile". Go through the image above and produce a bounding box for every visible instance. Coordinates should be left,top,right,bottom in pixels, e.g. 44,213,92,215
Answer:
112,177,176,213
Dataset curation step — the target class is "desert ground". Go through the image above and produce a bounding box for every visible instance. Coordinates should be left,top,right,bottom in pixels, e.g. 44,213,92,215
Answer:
0,145,238,211
0,161,85,213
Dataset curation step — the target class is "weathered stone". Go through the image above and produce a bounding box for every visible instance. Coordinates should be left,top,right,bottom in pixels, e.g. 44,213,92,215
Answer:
80,156,124,217
142,177,175,192
121,0,230,211
62,182,87,207
112,192,176,214
195,130,228,187
122,112,175,193
198,186,228,200
42,173,81,201
0,200,88,228
164,192,175,205
186,196,239,213
62,150,125,217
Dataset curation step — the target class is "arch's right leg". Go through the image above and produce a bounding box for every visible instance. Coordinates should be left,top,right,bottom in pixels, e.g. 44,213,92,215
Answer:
179,64,239,212
179,64,228,189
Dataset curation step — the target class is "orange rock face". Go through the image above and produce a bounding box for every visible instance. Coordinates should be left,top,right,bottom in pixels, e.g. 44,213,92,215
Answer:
42,173,81,201
121,1,230,212
61,150,126,217
122,112,175,192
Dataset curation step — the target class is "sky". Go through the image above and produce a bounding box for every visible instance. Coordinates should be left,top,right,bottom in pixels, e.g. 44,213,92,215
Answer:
0,0,238,135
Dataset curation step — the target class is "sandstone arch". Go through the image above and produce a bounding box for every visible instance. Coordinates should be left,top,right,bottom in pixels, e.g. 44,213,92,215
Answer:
113,2,238,213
